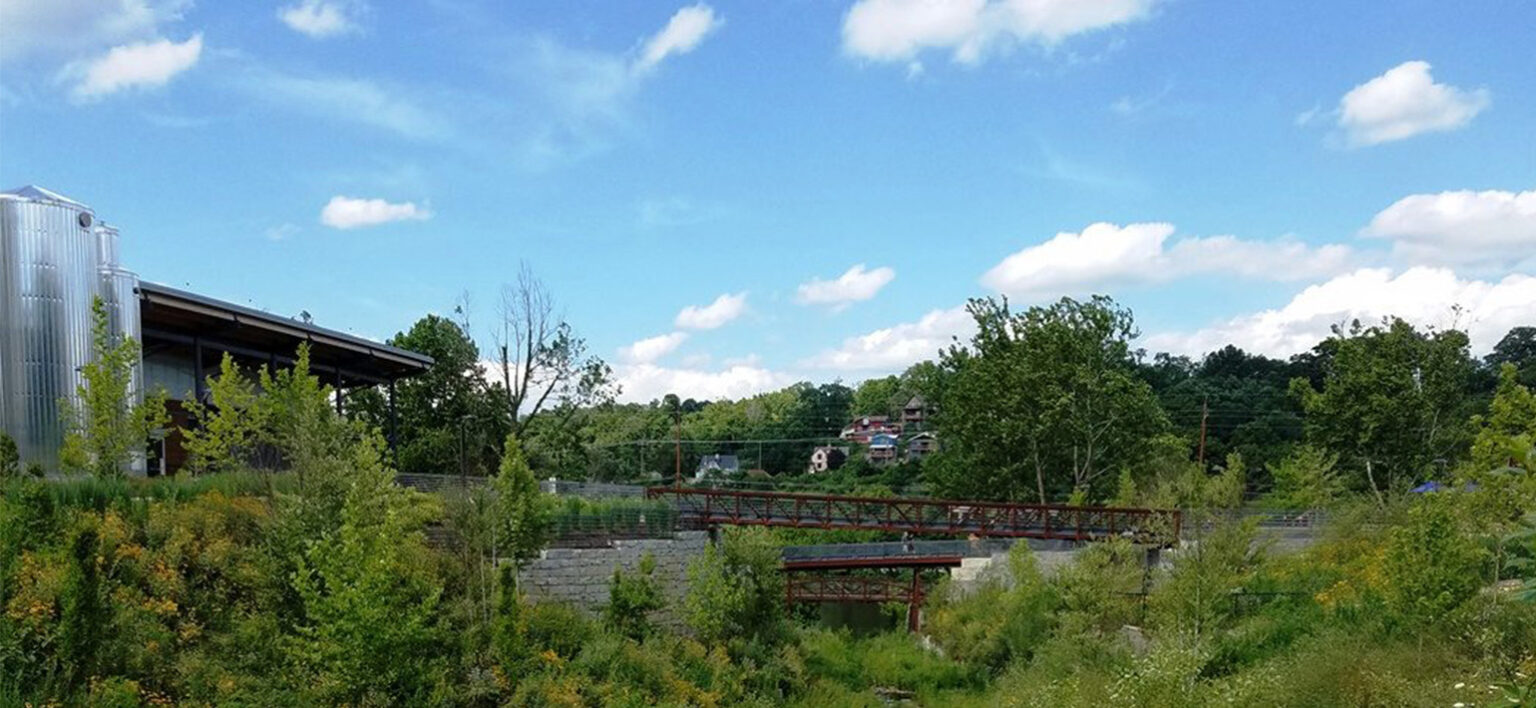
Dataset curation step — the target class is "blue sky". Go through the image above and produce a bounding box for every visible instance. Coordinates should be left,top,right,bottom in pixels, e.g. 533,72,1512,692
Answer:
4,0,1534,402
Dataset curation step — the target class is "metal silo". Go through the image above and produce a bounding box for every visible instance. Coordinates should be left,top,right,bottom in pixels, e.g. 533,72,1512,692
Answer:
96,223,143,351
0,186,141,472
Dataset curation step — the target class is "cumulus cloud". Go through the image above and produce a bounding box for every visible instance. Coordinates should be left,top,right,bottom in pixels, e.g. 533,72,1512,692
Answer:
804,306,974,372
1,0,189,61
1144,267,1536,358
842,0,1153,65
675,292,747,330
67,33,202,100
614,362,791,403
980,222,1353,299
796,264,896,310
635,3,721,73
278,0,362,38
620,332,689,363
1363,188,1536,269
319,196,432,229
1335,61,1490,147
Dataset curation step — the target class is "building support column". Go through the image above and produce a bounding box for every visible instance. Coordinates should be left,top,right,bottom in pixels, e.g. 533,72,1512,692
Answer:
192,336,204,404
334,369,344,415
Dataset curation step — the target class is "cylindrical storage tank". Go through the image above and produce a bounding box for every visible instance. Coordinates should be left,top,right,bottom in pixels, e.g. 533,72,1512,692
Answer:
0,188,103,472
98,265,146,475
99,265,144,390
96,223,121,269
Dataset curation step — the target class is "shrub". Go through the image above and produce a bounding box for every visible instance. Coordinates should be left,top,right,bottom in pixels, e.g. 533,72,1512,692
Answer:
604,553,664,640
1380,497,1486,626
684,527,785,646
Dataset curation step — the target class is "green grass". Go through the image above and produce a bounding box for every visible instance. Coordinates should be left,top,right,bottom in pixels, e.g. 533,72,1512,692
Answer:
0,470,297,511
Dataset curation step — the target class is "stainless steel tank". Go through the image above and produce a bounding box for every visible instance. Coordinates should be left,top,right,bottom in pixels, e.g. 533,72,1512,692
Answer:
0,186,143,472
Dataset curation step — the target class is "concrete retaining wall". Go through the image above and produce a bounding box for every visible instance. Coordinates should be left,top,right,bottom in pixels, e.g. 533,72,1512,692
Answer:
518,531,710,626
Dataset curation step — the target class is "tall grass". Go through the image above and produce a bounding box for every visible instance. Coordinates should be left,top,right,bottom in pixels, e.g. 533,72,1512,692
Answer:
0,470,297,512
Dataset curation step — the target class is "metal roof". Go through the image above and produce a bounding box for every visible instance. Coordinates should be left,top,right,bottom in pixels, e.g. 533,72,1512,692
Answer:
1,185,92,209
138,281,433,377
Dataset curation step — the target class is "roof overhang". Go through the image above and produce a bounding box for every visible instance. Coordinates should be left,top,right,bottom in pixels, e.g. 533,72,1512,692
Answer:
138,281,432,387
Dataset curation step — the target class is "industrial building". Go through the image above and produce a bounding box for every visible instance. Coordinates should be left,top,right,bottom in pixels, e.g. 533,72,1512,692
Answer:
0,185,432,475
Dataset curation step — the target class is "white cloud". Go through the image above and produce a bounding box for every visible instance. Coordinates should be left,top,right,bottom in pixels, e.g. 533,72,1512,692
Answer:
1363,188,1536,269
842,0,1154,65
635,3,722,73
804,306,974,372
278,0,362,38
67,33,201,100
675,292,747,330
614,362,791,403
0,0,189,61
1335,61,1490,147
620,332,689,363
319,196,432,229
980,222,1353,299
796,264,896,310
1144,267,1536,358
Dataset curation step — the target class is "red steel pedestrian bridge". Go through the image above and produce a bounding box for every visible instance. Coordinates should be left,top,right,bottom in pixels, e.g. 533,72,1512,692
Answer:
644,486,1180,544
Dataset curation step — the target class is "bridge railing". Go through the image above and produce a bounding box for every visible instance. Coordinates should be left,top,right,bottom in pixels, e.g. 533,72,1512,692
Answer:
646,487,1180,543
781,539,1015,564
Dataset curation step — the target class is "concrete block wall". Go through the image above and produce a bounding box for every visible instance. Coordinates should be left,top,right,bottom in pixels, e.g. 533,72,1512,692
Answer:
518,531,710,627
946,539,1086,596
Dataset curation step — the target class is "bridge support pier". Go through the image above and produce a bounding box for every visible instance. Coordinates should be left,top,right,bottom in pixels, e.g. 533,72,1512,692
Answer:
906,568,923,633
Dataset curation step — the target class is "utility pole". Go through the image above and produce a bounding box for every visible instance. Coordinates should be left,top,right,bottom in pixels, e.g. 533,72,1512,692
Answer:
673,403,682,489
1197,396,1209,467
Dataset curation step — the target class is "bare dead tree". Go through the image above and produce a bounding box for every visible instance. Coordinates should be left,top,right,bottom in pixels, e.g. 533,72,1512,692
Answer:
492,263,617,437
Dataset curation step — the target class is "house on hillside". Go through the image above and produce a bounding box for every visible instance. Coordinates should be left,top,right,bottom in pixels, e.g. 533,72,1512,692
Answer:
840,416,903,443
868,433,899,464
807,446,849,474
905,432,939,461
901,396,929,427
694,454,739,480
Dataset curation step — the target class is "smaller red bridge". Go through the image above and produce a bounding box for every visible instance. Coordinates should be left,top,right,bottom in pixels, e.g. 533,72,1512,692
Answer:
647,487,1180,543
785,573,929,631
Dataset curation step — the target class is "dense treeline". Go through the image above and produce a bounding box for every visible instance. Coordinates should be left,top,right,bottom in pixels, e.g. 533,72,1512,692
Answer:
364,294,1531,508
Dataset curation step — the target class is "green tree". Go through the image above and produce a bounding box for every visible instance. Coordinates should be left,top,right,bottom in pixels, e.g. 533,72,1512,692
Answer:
926,544,1057,669
791,382,854,441
493,433,550,566
684,527,784,646
933,295,1170,502
1291,318,1475,501
1263,445,1344,510
182,353,267,475
1380,496,1486,626
1150,519,1258,640
353,313,506,476
1488,326,1536,389
1469,363,1536,472
1139,345,1303,476
290,432,445,703
257,344,356,492
851,376,901,418
60,297,168,478
604,553,664,640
